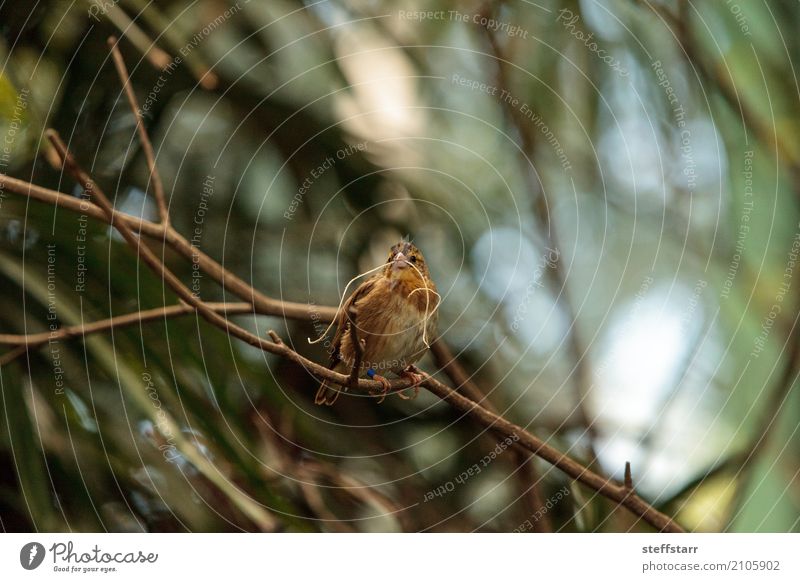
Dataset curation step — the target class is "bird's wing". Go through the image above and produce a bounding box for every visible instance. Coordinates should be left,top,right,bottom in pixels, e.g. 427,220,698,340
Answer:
328,276,378,368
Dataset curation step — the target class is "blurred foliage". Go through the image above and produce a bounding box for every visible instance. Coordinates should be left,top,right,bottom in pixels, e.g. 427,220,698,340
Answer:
0,0,799,532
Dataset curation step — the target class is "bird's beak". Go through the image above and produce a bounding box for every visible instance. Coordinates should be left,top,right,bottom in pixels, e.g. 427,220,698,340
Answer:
392,252,409,270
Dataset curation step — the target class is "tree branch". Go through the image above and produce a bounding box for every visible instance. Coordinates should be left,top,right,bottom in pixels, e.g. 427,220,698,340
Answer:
103,7,172,70
0,302,253,366
45,130,414,395
421,374,683,532
108,36,170,225
430,340,551,532
0,172,336,323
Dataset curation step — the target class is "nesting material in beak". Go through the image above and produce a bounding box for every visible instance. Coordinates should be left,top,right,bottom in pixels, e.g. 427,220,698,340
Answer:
392,252,409,270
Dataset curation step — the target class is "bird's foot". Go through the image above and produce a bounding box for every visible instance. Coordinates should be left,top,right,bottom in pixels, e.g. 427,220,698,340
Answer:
370,373,393,404
397,366,425,400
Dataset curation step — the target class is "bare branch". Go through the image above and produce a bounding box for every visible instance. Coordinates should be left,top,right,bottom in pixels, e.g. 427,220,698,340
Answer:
108,36,170,225
421,374,683,532
0,172,336,322
624,462,634,491
430,339,551,532
103,8,172,70
0,302,253,365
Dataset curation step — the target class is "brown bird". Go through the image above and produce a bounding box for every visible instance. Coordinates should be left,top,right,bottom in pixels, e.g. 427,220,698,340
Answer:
314,240,439,405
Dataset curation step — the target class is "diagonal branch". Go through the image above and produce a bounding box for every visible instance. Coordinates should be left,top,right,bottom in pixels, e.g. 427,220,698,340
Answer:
421,374,682,532
0,173,336,323
101,4,172,70
430,340,551,532
108,36,170,225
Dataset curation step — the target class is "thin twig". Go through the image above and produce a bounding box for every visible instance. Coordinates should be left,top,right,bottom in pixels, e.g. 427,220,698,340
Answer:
101,3,172,70
122,0,218,89
624,462,634,491
0,302,252,365
108,36,170,225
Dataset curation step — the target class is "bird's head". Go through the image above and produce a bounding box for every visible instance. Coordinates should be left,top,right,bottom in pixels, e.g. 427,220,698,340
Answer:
383,240,432,285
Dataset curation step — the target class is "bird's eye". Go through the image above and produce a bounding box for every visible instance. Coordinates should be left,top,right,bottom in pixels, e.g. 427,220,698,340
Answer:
410,256,418,263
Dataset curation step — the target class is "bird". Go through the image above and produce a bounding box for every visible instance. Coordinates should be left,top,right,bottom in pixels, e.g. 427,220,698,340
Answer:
314,240,440,405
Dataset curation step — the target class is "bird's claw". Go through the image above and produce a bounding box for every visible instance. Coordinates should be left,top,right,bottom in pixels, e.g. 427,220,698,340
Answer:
398,367,425,400
370,368,425,403
371,374,393,404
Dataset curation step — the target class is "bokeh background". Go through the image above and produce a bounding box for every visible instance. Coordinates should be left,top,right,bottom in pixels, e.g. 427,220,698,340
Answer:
1,0,799,532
